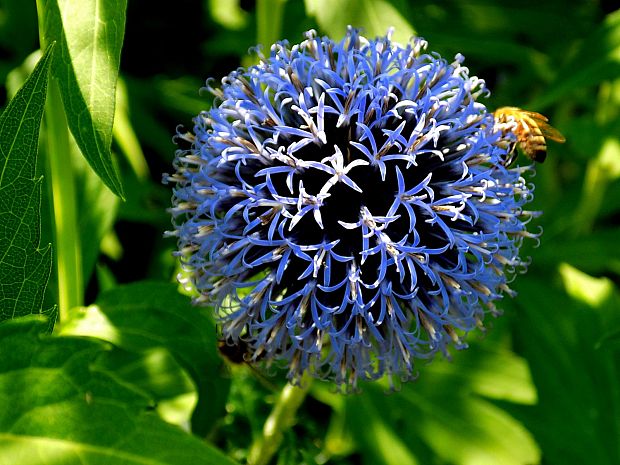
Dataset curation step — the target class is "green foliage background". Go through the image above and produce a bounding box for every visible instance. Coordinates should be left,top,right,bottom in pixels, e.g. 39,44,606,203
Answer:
0,1,619,464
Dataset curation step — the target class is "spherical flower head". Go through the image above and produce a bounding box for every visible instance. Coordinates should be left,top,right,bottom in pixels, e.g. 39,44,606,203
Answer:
166,27,538,389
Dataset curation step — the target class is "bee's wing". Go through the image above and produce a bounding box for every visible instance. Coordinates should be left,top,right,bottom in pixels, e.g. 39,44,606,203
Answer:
521,110,549,122
538,122,566,143
521,111,566,143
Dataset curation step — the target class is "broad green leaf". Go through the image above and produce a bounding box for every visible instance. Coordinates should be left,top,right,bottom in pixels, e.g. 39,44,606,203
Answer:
59,281,230,437
0,316,240,465
305,0,415,44
96,345,197,427
507,275,620,465
39,0,127,198
0,44,55,325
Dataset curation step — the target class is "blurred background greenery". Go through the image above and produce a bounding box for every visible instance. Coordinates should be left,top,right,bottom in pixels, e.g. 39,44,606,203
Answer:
1,1,620,464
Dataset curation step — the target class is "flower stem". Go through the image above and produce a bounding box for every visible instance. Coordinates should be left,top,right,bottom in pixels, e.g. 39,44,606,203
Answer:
247,375,312,465
37,0,83,323
44,79,83,322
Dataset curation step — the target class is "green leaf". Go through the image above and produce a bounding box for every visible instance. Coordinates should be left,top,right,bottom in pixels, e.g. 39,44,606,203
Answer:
59,281,230,437
39,0,127,198
530,9,620,109
0,316,240,465
305,0,415,44
257,0,286,49
559,263,615,307
350,385,538,465
96,345,198,427
534,228,620,274
0,0,38,60
72,138,120,283
113,76,150,181
344,386,538,465
342,341,539,465
0,43,55,325
346,394,419,465
207,0,249,30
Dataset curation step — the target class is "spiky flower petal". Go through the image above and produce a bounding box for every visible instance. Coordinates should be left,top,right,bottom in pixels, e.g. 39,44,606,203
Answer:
166,27,538,389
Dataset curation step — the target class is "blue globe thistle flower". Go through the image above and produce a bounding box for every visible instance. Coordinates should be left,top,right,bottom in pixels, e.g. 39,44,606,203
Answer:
165,27,538,389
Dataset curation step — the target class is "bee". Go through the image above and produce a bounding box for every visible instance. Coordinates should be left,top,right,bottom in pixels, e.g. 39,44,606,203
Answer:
217,338,252,365
493,106,565,165
217,338,277,390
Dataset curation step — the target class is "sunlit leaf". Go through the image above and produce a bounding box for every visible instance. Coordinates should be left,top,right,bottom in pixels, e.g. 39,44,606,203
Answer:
0,44,55,326
0,316,240,465
559,263,614,307
39,0,127,198
59,281,230,437
422,346,537,405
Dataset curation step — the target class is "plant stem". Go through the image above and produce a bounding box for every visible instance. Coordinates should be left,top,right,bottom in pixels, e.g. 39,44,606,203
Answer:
247,375,312,465
44,79,83,322
37,0,83,322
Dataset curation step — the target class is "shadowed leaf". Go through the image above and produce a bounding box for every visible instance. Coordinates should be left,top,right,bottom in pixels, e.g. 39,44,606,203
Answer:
0,316,239,465
60,281,230,437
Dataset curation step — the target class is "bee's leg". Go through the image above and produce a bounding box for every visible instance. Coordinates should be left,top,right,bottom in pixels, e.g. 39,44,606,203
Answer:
502,142,518,167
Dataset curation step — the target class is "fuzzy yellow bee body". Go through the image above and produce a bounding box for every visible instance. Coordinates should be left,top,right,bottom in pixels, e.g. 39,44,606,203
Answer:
494,106,565,164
